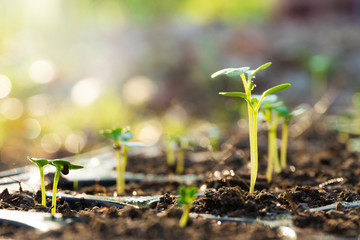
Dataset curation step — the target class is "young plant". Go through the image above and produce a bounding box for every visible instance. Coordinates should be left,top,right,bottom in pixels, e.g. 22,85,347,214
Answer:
212,62,291,193
49,159,83,215
178,185,197,228
165,134,177,166
176,137,189,174
259,96,283,182
100,127,144,195
276,105,305,169
28,157,50,207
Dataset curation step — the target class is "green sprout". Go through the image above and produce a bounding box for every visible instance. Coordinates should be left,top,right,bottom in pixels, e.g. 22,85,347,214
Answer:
49,159,83,215
165,134,177,166
28,157,50,207
259,96,283,182
276,105,305,169
165,135,192,174
212,62,291,193
178,185,197,228
100,127,144,195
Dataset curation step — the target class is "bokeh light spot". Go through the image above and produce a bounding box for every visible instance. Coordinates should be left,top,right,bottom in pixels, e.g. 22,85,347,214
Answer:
71,78,101,107
0,98,24,120
26,94,53,117
64,132,86,153
41,133,62,153
0,74,12,98
24,118,41,139
122,75,155,106
29,60,56,84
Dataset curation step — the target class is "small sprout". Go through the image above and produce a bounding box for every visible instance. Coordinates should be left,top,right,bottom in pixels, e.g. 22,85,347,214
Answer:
165,134,177,166
178,186,197,228
208,126,220,152
28,157,50,207
49,159,83,215
259,95,283,182
276,105,305,169
165,135,193,174
213,62,291,193
100,127,144,195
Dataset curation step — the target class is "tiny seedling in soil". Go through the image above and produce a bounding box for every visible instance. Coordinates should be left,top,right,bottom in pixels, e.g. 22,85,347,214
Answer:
178,185,197,228
165,135,194,174
212,62,291,193
165,134,177,166
28,157,50,207
100,127,144,195
49,159,83,215
276,105,305,169
258,95,283,182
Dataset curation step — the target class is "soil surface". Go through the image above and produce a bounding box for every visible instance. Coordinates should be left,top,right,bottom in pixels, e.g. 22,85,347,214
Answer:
2,126,360,239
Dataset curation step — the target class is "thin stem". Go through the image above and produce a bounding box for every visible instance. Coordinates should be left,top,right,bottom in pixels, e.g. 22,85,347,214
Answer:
166,141,175,165
39,166,46,206
250,111,258,194
176,148,184,174
116,148,122,194
179,206,190,227
271,115,281,173
119,146,129,195
280,122,289,169
266,130,273,183
51,169,61,215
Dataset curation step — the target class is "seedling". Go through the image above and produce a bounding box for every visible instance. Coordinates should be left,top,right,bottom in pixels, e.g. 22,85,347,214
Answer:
212,62,291,193
276,105,305,169
178,185,197,228
165,134,177,166
165,135,193,174
100,127,144,194
259,96,283,182
49,159,83,215
28,157,50,206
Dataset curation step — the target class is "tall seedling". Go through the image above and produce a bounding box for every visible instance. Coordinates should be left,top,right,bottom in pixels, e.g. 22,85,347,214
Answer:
212,62,291,193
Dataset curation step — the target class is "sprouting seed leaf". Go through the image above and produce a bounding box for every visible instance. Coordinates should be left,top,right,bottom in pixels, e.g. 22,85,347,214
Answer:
211,67,250,78
253,62,272,74
219,92,247,99
122,142,145,148
178,186,197,207
100,127,133,141
274,105,290,116
28,157,50,168
50,159,84,171
262,84,291,99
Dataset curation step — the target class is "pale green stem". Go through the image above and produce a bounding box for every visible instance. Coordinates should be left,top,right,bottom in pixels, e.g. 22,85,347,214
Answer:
116,147,122,194
266,130,273,183
51,168,61,215
166,141,175,165
176,148,184,174
119,146,129,195
179,206,190,228
249,111,258,194
271,116,281,173
280,122,289,169
39,166,46,206
73,144,80,190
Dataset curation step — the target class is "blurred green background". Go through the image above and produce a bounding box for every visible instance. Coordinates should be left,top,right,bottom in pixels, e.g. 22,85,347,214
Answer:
0,0,359,169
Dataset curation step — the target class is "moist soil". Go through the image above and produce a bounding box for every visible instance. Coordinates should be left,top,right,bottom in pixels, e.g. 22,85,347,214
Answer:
2,126,360,239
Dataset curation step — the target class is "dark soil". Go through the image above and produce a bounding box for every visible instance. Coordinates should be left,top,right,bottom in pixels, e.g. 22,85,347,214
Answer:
2,126,360,238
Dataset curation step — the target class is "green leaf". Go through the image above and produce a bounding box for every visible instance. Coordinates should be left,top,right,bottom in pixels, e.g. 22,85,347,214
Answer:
50,159,84,170
28,157,50,168
211,67,250,78
274,105,290,117
122,142,145,148
254,62,272,74
262,84,291,98
178,186,197,207
219,92,247,99
100,127,133,141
